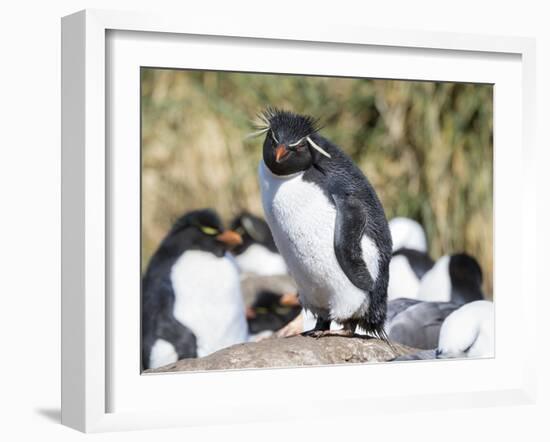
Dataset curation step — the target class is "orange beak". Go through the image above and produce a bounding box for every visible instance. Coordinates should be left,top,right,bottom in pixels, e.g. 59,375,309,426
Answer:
280,293,301,307
215,230,243,247
275,144,289,163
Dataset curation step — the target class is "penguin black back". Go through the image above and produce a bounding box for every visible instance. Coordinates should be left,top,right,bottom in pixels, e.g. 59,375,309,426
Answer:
449,253,484,304
392,247,435,280
230,211,278,255
301,127,393,334
387,299,460,349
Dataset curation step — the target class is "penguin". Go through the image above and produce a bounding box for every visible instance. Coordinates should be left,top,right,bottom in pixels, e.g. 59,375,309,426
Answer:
246,290,301,334
257,108,393,337
230,211,288,276
142,209,248,370
417,253,485,305
387,247,435,300
388,217,428,253
386,297,423,323
385,298,460,349
436,300,494,359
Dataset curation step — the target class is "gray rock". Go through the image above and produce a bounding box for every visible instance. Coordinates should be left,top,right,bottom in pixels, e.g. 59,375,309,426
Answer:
145,335,417,373
392,349,438,361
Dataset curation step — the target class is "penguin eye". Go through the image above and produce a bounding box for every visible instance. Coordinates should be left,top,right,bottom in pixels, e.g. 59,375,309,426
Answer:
200,225,219,235
289,137,307,151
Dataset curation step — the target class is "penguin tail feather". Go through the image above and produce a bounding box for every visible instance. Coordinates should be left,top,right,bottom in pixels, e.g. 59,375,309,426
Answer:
373,328,398,354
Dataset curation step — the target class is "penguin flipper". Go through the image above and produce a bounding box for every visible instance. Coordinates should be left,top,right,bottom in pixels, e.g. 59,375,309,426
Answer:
143,278,198,364
332,193,374,292
157,313,198,359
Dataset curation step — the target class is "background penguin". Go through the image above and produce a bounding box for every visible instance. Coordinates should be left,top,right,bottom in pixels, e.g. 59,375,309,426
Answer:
387,247,435,300
142,209,248,370
436,300,494,359
388,217,428,253
387,217,434,300
417,253,484,305
385,298,460,349
257,108,393,338
230,211,288,276
246,290,301,334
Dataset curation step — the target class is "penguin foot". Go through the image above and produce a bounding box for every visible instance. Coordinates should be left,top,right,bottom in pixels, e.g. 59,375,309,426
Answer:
301,329,355,339
301,329,324,338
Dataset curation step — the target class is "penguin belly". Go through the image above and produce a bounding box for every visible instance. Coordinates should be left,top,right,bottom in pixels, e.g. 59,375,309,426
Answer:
149,338,178,369
170,251,248,357
259,161,378,323
417,255,452,302
387,255,421,300
235,243,288,276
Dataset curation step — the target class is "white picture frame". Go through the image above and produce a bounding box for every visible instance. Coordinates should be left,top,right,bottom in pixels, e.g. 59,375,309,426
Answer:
61,9,537,433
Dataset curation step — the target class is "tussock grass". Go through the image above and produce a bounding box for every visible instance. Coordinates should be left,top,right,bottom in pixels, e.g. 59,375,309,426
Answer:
141,69,493,297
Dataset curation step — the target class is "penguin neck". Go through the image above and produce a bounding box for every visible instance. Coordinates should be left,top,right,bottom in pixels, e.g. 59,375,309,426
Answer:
260,159,304,181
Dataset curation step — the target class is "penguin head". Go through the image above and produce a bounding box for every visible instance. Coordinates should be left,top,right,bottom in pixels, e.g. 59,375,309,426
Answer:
166,209,242,258
230,211,277,254
417,253,484,304
259,108,331,176
388,217,428,252
449,253,483,289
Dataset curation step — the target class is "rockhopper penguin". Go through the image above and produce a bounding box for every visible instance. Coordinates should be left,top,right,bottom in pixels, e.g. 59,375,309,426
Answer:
142,209,248,370
387,217,434,300
392,299,494,361
257,109,393,338
436,300,494,359
388,217,428,253
387,247,435,300
416,253,484,305
385,298,460,349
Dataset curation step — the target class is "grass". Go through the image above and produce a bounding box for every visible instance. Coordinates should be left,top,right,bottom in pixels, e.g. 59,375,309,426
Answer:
141,68,493,297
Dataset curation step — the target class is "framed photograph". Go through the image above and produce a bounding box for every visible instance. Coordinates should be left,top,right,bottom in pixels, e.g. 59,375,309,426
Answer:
61,9,537,432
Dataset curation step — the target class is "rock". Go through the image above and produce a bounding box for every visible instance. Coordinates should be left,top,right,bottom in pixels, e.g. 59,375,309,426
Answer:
145,335,418,373
392,349,438,361
275,313,304,338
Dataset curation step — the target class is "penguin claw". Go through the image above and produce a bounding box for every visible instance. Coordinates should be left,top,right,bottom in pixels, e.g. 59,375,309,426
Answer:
301,330,325,338
301,329,355,338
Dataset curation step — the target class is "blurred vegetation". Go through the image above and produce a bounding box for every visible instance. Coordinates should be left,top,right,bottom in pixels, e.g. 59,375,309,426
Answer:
141,68,493,297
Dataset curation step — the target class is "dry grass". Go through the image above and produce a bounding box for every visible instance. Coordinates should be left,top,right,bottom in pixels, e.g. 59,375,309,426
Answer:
141,69,493,297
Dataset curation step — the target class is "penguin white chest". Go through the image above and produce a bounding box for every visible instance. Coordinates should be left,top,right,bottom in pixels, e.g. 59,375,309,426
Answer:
234,243,288,276
417,255,452,302
170,251,248,357
259,161,376,321
387,255,421,300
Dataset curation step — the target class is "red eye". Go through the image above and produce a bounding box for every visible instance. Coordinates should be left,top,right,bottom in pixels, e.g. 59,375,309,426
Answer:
297,143,306,150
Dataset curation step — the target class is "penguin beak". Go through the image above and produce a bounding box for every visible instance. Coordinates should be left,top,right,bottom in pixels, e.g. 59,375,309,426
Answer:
275,144,290,163
215,230,243,247
280,293,301,307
